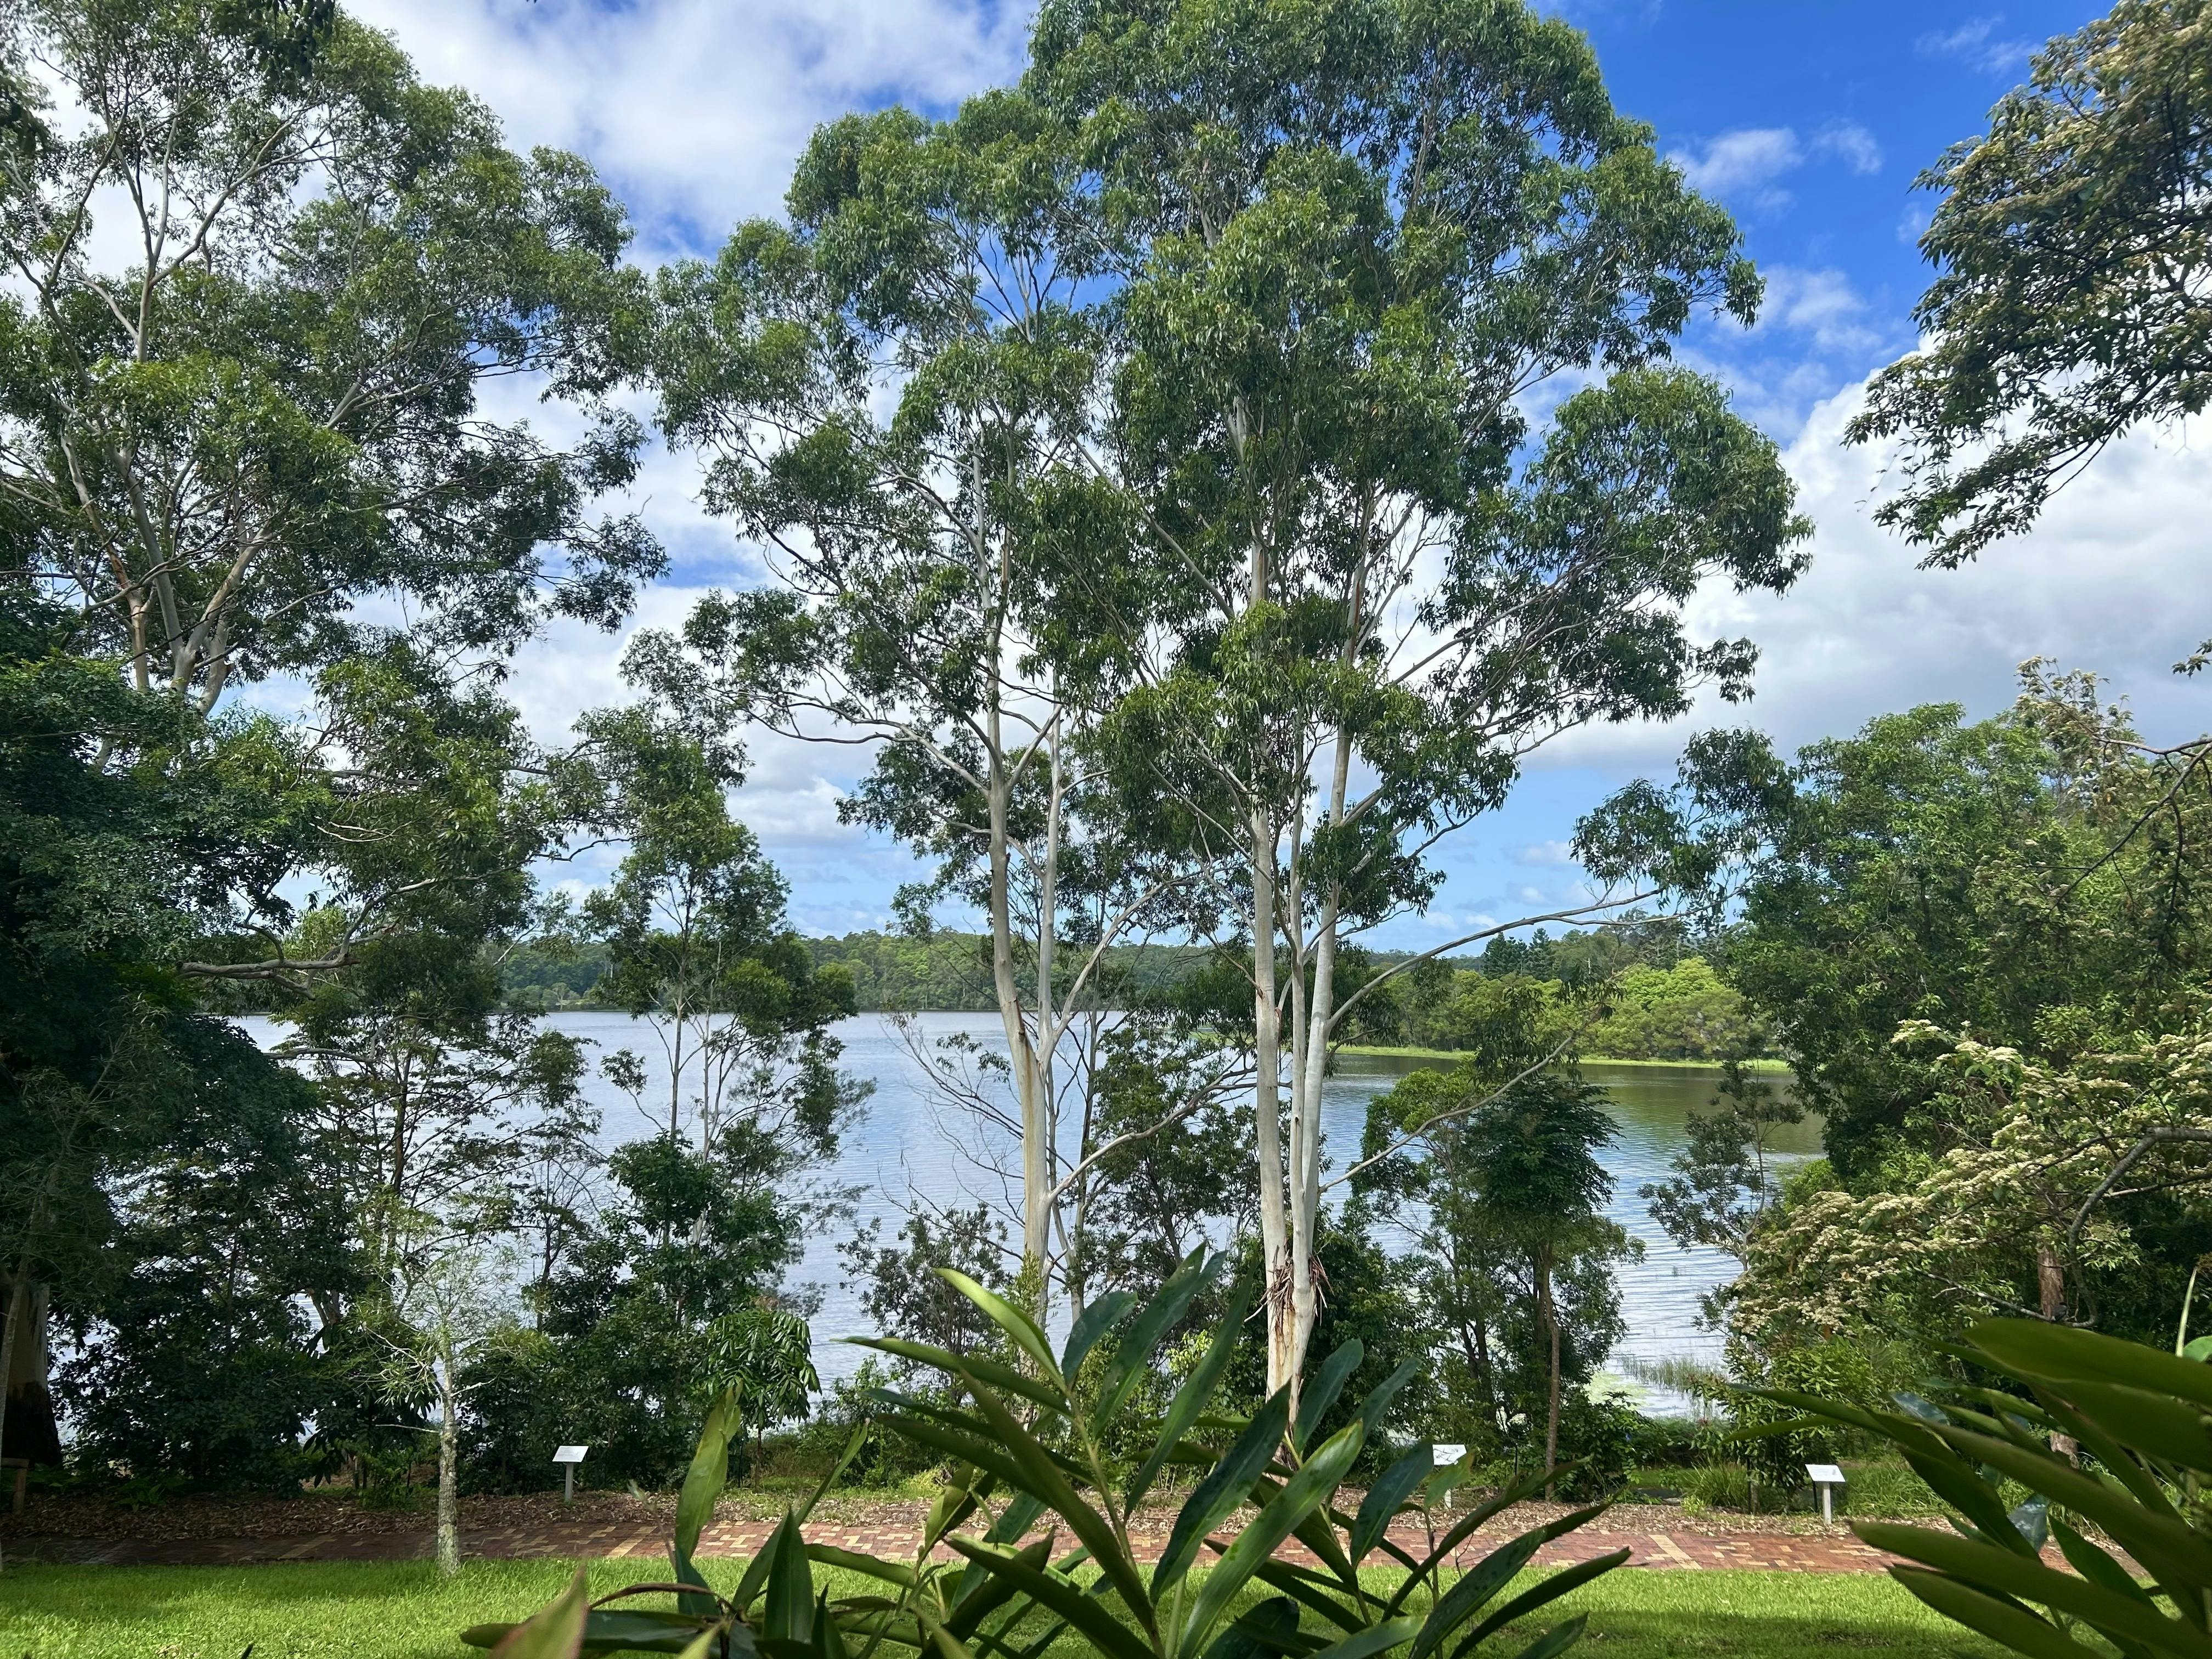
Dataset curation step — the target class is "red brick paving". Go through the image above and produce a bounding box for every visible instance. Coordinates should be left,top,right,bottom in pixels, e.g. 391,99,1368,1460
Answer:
4,1516,1921,1572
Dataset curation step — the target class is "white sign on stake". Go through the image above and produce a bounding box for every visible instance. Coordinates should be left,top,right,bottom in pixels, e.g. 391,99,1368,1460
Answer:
1431,1443,1468,1467
554,1444,590,1504
1806,1462,1847,1523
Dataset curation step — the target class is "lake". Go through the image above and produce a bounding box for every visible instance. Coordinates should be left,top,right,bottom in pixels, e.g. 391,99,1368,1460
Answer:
232,1010,1810,1407
540,1012,1814,1403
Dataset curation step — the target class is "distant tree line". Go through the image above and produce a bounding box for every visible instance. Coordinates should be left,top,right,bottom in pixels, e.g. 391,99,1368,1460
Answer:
499,923,1760,1063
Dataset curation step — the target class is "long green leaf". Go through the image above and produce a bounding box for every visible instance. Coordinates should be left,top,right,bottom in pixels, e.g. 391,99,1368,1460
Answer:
1155,1387,1293,1594
1505,1616,1586,1659
1183,1419,1366,1650
1095,1249,1218,1435
577,1611,718,1656
945,1537,1056,1640
1409,1533,1542,1659
1889,1570,2112,1659
1066,1292,1138,1378
797,1420,873,1527
2050,1517,2160,1611
1971,1319,2212,1412
2055,1379,2212,1472
943,1537,1153,1659
851,1337,1066,1412
1198,1596,1306,1659
811,1591,850,1659
1856,1522,2212,1656
1450,1548,1630,1659
760,1511,817,1646
1359,1361,1420,1439
1248,1559,1365,1632
471,1568,589,1658
1352,1443,1433,1565
672,1386,740,1616
1388,1464,1562,1613
953,1368,1155,1635
881,1413,1036,1508
804,1543,917,1590
1293,1341,1364,1453
938,1270,1062,1384
1305,1619,1419,1659
1899,1425,2211,1598
1126,1285,1251,1515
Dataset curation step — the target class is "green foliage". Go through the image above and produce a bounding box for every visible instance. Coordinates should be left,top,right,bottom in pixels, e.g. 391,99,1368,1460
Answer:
1717,669,2212,1187
841,1254,1625,1659
0,0,662,713
1359,1071,1639,1487
1847,0,2212,569
1774,1317,2212,1659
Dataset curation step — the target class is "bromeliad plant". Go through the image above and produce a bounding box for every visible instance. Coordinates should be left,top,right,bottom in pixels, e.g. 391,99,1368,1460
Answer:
831,1250,1627,1659
1768,1318,2212,1659
463,1249,1628,1658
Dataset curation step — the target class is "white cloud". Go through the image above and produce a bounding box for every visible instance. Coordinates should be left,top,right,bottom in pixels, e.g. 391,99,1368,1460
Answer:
1668,128,1803,206
349,0,1033,263
1515,840,1576,866
1538,377,2212,777
1915,16,2034,76
1756,267,1888,356
1812,121,1882,176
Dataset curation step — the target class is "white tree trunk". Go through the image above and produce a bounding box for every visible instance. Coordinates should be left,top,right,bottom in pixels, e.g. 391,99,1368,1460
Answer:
436,1353,461,1576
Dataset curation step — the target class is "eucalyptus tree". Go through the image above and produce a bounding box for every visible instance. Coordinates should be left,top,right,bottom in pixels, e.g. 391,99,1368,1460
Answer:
652,95,1185,1306
1848,0,2212,573
1041,0,1811,1398
0,0,661,718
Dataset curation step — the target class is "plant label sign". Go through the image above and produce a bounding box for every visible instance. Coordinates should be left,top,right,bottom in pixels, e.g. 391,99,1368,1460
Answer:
1432,1443,1468,1467
554,1444,589,1503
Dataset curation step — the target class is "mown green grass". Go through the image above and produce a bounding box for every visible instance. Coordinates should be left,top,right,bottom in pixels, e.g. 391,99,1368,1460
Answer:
0,1557,1997,1659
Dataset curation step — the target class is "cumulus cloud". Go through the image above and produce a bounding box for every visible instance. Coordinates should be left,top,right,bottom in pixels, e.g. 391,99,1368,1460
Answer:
351,0,1032,263
1756,267,1889,356
1812,121,1882,176
1667,122,1883,213
1515,840,1576,866
1668,127,1803,206
1538,380,2212,777
1915,16,2034,76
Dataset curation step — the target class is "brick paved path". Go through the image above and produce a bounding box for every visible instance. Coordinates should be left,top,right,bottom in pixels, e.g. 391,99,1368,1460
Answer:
6,1517,1918,1572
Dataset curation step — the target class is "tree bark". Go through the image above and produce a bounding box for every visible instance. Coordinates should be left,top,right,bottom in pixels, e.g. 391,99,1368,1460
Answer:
436,1351,461,1576
1538,1243,1561,1502
2038,1244,2079,1462
1250,809,1296,1411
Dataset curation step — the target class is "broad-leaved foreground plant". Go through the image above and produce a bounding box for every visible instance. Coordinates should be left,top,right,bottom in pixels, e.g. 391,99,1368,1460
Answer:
1768,1318,2212,1659
464,1252,1626,1657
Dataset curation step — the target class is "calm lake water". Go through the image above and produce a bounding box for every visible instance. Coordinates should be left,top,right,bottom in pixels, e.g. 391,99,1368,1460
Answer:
237,1011,1813,1407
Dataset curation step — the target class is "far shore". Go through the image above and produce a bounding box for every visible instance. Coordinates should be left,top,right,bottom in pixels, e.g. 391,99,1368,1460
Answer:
1336,1045,1793,1071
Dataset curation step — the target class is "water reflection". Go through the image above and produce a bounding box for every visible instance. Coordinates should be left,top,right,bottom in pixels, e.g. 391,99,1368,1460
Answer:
234,1012,1809,1407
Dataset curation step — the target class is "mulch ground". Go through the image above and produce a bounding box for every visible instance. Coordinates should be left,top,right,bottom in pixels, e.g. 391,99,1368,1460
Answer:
0,1491,1955,1573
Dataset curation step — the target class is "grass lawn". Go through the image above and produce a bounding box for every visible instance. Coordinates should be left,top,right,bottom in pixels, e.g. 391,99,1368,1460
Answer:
0,1558,1998,1659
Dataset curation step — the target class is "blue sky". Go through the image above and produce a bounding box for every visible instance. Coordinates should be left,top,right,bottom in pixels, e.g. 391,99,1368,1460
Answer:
350,0,2212,946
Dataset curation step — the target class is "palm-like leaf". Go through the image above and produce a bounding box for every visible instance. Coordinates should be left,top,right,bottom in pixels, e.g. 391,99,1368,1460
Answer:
1776,1317,2212,1659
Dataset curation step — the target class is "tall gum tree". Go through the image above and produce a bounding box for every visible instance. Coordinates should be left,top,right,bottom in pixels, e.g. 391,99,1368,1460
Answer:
652,96,1189,1308
1037,0,1813,1401
0,0,662,718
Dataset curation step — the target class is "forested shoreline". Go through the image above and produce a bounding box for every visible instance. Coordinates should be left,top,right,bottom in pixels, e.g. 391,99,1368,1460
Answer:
498,927,1768,1064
